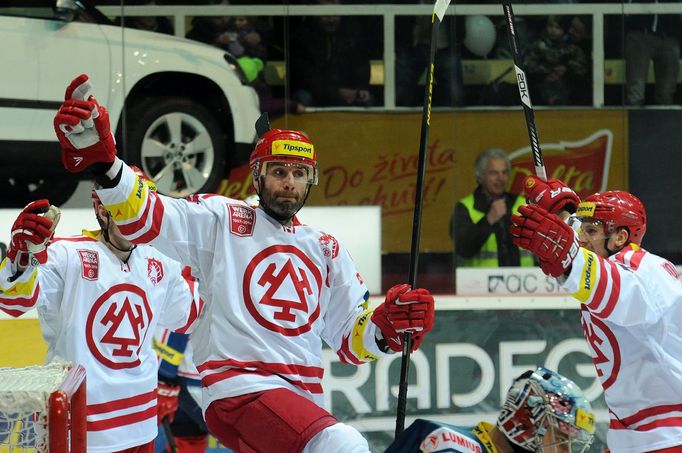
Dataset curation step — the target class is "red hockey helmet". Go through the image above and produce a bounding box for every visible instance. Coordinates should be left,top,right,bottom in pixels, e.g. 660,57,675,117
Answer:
249,129,318,185
576,191,646,245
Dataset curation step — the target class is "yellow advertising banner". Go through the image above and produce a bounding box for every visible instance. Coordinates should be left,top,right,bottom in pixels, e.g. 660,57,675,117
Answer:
220,110,628,253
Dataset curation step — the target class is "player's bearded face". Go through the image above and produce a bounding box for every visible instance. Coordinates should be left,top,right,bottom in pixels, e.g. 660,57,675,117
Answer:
259,162,310,219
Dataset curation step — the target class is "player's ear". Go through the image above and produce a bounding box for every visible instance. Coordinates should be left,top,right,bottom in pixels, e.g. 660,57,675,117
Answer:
614,227,630,247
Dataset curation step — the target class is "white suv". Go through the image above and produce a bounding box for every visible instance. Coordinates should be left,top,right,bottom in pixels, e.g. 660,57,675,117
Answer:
0,0,260,207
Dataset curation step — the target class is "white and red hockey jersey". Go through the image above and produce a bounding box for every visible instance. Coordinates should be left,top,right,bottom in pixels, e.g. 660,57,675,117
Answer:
0,232,202,452
561,243,682,452
95,162,391,413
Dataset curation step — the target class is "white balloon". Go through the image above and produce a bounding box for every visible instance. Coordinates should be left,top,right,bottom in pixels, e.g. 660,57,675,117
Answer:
464,15,497,58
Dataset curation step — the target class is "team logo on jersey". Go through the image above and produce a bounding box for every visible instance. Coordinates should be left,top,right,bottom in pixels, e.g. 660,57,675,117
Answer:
228,204,256,237
86,283,153,369
243,244,322,336
78,249,99,281
580,308,621,390
147,258,164,285
318,233,339,258
419,427,482,453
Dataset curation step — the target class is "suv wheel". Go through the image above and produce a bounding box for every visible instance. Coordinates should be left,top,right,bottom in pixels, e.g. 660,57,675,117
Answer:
125,97,226,197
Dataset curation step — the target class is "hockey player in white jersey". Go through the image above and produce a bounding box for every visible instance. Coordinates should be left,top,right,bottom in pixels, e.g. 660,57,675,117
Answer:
511,175,682,453
0,175,203,451
52,74,436,453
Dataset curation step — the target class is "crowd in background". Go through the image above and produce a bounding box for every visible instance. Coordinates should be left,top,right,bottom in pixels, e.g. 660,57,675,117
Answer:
108,0,682,108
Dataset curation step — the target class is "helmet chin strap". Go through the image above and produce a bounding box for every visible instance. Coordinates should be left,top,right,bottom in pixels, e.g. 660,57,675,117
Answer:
604,228,630,257
95,208,136,263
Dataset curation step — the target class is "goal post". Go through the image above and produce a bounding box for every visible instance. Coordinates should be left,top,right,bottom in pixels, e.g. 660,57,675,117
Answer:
0,362,86,452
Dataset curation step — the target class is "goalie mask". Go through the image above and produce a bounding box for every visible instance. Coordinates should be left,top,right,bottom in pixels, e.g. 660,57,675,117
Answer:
575,191,646,245
497,367,595,453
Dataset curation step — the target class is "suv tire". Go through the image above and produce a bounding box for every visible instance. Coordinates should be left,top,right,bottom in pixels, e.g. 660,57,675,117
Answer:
124,97,227,198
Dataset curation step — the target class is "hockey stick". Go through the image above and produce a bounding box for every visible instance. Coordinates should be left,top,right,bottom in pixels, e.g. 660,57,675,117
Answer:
162,416,178,453
395,0,451,438
501,1,547,180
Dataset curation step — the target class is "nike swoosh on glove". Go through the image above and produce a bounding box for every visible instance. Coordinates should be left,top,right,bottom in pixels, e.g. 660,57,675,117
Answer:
53,74,117,173
371,283,435,352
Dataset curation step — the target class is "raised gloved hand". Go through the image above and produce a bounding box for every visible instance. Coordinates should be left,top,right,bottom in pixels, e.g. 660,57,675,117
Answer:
157,380,181,425
511,204,579,277
371,283,435,353
8,200,60,269
53,74,117,173
523,175,580,214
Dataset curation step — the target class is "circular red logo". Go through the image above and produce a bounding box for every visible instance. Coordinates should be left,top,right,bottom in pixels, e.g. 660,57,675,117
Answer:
243,245,322,336
86,283,153,369
580,309,621,390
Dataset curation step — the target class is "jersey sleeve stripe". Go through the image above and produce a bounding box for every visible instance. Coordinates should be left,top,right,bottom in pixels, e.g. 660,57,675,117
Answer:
0,283,40,316
108,176,151,222
573,249,598,304
0,267,39,298
611,403,682,428
116,190,154,235
594,260,621,318
120,193,165,244
338,334,364,365
586,256,609,310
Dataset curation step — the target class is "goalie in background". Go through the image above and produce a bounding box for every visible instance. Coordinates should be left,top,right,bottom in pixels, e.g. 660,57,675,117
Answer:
387,367,595,453
511,176,682,452
0,175,204,452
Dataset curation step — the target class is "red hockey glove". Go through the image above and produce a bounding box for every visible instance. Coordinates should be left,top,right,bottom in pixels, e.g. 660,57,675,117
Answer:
523,175,580,214
54,74,117,173
371,284,435,353
7,200,60,269
511,204,579,277
157,381,180,425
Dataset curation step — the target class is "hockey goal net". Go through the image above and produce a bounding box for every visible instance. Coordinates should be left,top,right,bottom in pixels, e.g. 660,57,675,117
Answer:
0,362,86,452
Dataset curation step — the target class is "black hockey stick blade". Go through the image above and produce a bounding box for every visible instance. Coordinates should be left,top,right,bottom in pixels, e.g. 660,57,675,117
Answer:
255,112,271,138
162,416,178,453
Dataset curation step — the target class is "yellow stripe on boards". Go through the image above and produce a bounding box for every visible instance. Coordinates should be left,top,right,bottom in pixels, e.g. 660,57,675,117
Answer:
0,319,47,367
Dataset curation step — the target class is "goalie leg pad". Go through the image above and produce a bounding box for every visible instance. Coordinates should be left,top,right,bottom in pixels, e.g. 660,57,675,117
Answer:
205,388,337,453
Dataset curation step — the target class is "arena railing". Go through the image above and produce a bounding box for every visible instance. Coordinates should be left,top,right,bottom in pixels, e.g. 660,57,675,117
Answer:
99,3,682,109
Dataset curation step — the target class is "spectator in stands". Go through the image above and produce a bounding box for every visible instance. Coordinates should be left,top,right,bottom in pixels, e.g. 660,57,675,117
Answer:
395,1,464,106
625,10,681,105
523,15,588,106
186,0,267,60
289,0,375,107
568,15,593,105
450,148,534,268
238,56,306,117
